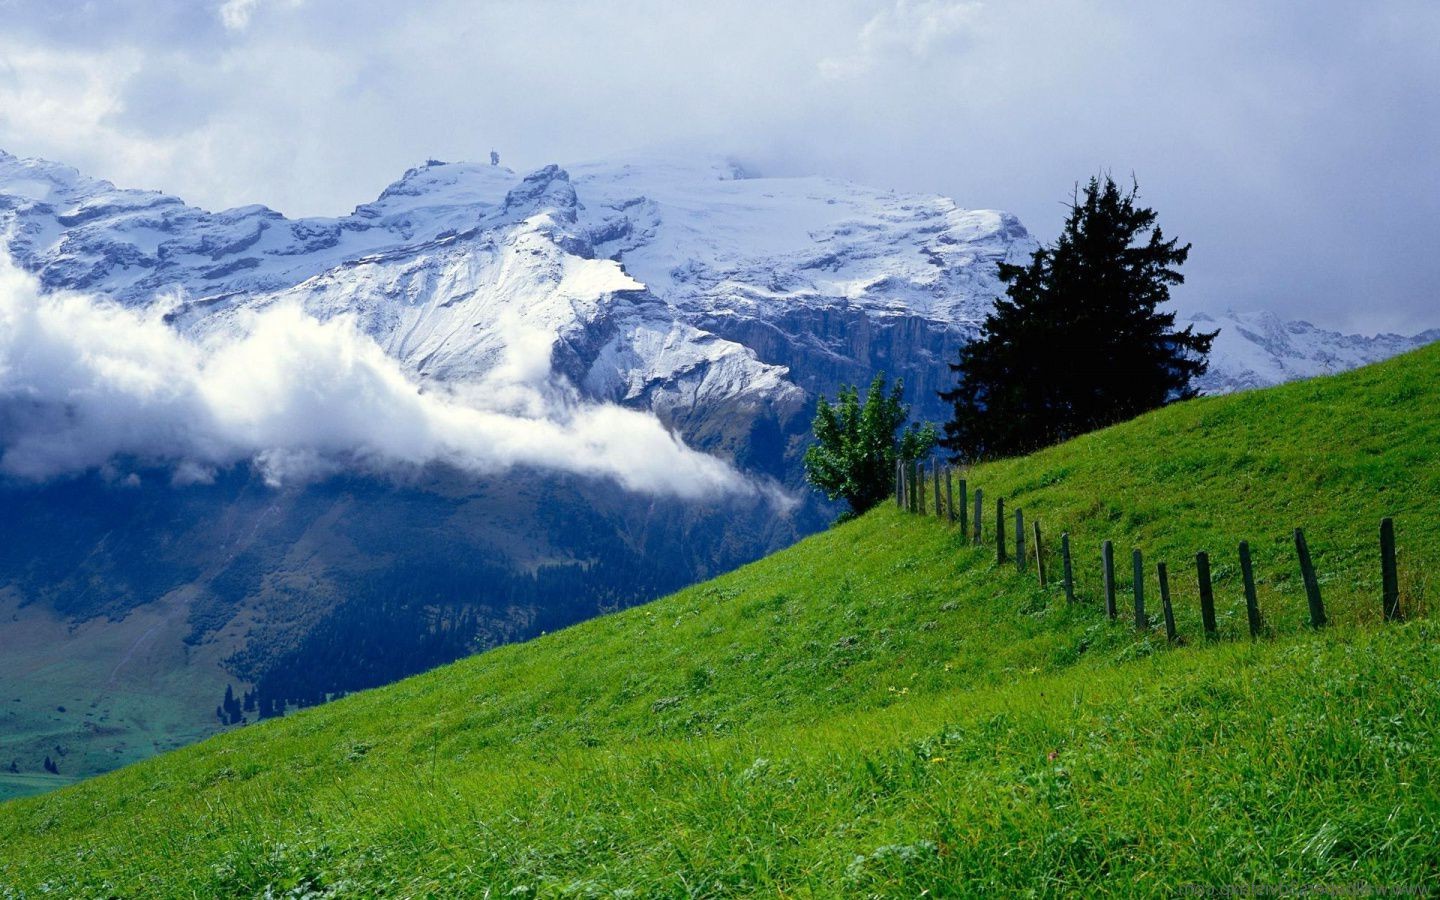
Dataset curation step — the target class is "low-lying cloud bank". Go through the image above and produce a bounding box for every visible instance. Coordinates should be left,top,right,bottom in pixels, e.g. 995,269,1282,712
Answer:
0,254,767,501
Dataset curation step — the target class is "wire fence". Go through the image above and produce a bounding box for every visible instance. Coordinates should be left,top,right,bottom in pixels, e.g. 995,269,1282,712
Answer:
895,457,1410,640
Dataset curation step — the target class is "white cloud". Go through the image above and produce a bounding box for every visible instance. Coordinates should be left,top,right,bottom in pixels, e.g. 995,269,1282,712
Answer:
218,0,260,31
0,253,768,501
218,0,301,32
820,0,984,79
0,44,178,181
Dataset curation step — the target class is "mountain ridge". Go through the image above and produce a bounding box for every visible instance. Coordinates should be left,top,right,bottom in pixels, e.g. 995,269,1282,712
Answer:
4,147,1432,422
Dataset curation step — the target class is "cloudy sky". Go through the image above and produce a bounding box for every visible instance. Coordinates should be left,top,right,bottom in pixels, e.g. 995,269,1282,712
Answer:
0,0,1436,333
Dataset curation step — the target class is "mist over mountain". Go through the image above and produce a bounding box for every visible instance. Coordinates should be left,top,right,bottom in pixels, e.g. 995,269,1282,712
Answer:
0,149,1433,787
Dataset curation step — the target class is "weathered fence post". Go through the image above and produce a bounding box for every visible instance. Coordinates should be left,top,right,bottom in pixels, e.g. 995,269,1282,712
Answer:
932,461,942,519
1294,528,1326,628
906,462,916,514
1132,548,1147,629
1158,562,1177,642
996,498,1007,564
1015,508,1026,573
1103,540,1117,620
895,460,904,509
1239,541,1263,638
945,468,955,525
1196,551,1217,639
958,479,968,536
972,489,983,545
1381,517,1402,622
1034,521,1046,588
1061,532,1076,603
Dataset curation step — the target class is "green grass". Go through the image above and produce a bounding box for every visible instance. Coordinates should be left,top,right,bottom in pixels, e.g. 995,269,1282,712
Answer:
2,344,1439,897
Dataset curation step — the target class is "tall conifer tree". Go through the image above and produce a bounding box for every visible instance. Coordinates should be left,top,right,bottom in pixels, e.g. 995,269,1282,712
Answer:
941,175,1215,460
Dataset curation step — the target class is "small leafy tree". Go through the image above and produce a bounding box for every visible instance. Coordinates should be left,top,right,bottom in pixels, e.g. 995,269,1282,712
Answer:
804,373,936,517
940,174,1216,460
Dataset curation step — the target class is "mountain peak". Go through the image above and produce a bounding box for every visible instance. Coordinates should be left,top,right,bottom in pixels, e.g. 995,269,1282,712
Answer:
501,164,577,222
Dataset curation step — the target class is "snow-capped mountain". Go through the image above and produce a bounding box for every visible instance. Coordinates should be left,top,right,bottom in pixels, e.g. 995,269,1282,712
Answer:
2,147,1428,445
1185,309,1440,395
0,150,1031,466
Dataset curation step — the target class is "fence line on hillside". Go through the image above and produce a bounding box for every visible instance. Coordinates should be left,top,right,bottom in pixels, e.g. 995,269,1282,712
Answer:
894,457,1411,642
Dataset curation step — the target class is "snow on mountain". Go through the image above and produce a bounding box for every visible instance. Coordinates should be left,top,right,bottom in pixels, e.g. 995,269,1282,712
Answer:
0,146,1432,482
0,150,1035,482
1184,310,1440,395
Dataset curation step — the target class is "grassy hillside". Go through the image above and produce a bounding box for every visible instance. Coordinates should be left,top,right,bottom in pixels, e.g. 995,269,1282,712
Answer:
2,345,1439,896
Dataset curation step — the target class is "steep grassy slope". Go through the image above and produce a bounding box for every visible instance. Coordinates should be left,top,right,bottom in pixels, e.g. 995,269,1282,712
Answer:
2,345,1439,896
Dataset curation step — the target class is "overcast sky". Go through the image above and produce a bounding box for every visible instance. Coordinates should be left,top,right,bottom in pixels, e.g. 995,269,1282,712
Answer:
0,0,1435,333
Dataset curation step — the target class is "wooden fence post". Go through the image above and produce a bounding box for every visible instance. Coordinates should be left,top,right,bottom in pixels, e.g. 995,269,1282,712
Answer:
1294,528,1326,628
1132,548,1147,629
1015,508,1026,573
895,460,904,509
932,462,942,519
958,479,968,536
996,497,1007,564
1158,562,1177,642
973,489,983,545
1381,517,1402,622
1034,521,1046,588
1061,532,1075,603
905,462,915,514
1103,540,1116,620
1239,541,1263,638
945,468,955,525
1196,551,1217,639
